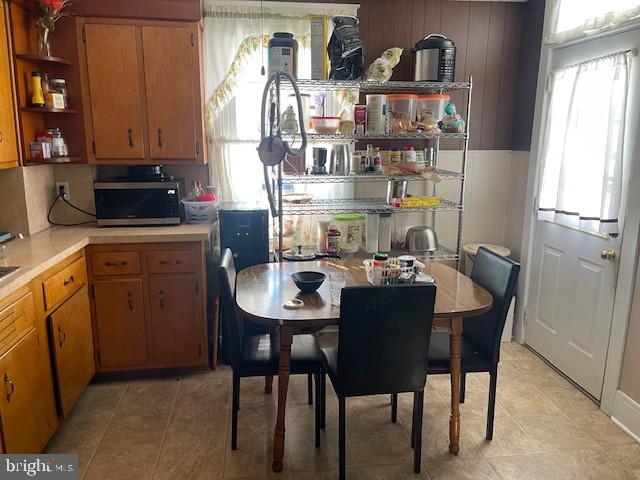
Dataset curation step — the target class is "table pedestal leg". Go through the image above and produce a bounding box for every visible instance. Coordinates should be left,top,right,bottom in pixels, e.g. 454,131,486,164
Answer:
449,317,463,455
272,326,294,473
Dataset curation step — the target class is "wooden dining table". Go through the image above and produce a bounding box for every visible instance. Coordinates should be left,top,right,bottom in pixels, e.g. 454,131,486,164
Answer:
235,260,493,473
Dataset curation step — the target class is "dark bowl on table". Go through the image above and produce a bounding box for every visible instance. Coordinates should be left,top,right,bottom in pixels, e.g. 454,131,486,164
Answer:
291,271,326,294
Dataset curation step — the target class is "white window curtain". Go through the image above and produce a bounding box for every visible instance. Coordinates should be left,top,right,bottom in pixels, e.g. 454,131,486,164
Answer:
203,1,359,203
547,0,640,44
537,52,630,234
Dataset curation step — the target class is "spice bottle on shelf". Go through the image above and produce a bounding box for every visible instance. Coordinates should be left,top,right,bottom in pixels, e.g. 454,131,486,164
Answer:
373,252,388,268
402,145,416,163
373,147,383,172
327,226,341,255
365,144,376,173
31,72,45,106
41,73,50,93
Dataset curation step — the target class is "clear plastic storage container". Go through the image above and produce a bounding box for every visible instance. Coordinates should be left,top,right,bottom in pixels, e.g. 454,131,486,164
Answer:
330,213,364,253
387,94,418,123
417,94,450,124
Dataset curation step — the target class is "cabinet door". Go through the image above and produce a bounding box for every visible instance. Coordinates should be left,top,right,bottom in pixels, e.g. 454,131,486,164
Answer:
93,279,147,370
83,23,146,160
49,286,95,417
149,276,205,366
0,329,58,453
0,4,18,169
142,25,200,161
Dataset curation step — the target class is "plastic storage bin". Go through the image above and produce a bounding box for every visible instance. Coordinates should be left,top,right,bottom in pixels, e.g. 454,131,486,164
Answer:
330,213,364,253
182,200,217,224
417,94,450,123
387,94,418,123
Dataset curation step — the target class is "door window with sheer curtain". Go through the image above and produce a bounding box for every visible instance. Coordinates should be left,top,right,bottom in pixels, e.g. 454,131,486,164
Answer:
537,52,630,234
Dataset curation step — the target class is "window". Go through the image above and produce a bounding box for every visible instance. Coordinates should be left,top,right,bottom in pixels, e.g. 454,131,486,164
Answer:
549,0,640,44
537,52,630,234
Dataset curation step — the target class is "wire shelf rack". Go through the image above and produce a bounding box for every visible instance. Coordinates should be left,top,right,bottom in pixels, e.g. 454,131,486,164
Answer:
281,197,460,215
306,132,467,141
282,78,472,93
280,169,463,184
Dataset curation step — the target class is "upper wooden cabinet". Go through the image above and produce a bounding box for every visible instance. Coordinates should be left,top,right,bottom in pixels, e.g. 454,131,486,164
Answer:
78,19,206,165
83,24,146,161
0,3,19,169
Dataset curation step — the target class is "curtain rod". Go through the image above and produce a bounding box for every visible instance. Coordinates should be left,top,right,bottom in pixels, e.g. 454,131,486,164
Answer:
556,48,637,72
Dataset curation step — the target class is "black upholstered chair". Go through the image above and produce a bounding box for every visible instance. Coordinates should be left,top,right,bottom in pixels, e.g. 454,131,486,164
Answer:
218,248,325,450
392,247,519,441
321,284,437,479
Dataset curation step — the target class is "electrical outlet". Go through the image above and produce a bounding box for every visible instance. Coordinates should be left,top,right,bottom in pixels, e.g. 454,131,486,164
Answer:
55,181,70,200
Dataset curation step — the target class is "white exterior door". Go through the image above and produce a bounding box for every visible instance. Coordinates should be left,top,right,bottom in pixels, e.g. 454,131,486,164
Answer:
527,222,620,398
526,28,640,400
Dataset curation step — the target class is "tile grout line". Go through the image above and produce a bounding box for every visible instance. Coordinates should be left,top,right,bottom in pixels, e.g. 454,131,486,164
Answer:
81,385,129,480
150,379,183,479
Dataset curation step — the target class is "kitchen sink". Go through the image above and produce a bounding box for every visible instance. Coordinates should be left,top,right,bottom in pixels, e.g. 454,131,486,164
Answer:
0,267,19,279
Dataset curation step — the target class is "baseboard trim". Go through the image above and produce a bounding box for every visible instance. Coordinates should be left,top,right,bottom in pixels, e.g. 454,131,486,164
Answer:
611,390,640,443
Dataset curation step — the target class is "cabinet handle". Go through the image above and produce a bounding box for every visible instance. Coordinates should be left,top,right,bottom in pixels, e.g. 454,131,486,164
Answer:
159,289,165,310
128,128,134,148
0,130,3,143
159,260,180,266
157,128,163,148
104,261,128,267
127,291,134,311
63,275,74,286
58,324,66,348
4,373,14,402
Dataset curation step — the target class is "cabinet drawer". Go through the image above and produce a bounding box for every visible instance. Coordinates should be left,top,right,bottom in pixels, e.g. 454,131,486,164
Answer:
43,258,87,311
91,252,141,276
0,292,35,357
147,250,195,274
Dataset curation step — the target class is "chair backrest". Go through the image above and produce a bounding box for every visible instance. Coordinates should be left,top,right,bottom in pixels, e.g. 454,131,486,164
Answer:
465,247,520,364
218,248,244,369
335,284,437,398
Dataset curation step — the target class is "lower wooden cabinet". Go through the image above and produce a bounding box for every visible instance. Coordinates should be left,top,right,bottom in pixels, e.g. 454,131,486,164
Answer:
48,285,96,417
88,242,208,371
92,278,147,369
0,328,58,453
149,275,204,366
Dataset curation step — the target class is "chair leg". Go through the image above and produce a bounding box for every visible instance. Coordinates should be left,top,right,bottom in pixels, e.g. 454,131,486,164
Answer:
315,373,321,448
486,365,498,441
339,397,346,480
413,390,424,474
391,393,398,423
308,373,313,405
410,390,418,449
321,373,326,429
232,372,240,450
460,372,467,404
264,375,273,394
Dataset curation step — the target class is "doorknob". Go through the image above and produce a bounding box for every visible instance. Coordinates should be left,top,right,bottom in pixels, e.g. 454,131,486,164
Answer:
601,248,617,261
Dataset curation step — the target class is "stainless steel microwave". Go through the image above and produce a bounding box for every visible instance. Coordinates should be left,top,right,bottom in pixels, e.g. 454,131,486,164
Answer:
94,181,181,226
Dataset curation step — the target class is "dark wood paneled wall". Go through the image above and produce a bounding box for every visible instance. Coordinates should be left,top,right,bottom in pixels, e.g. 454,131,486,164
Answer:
69,0,202,21
358,0,543,151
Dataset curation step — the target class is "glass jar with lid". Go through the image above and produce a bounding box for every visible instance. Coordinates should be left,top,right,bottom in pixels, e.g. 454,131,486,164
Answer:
49,79,68,108
46,128,68,157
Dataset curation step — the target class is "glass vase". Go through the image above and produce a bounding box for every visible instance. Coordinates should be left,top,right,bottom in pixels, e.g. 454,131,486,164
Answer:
38,27,51,57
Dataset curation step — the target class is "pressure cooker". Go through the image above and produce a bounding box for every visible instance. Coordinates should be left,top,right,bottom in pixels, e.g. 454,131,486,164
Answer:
411,34,456,82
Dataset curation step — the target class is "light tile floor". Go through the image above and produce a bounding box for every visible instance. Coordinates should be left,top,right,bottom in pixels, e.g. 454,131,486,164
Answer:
46,342,639,479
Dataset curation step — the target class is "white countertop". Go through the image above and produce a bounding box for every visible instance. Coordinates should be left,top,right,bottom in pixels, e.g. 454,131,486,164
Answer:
0,223,214,300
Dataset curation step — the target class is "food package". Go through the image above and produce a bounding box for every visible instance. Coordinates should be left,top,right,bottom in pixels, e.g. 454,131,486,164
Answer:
365,47,404,83
328,16,364,80
440,102,466,133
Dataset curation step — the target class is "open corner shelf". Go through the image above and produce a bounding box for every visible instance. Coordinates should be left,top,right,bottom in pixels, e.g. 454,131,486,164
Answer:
21,106,77,114
23,156,83,166
15,53,72,66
